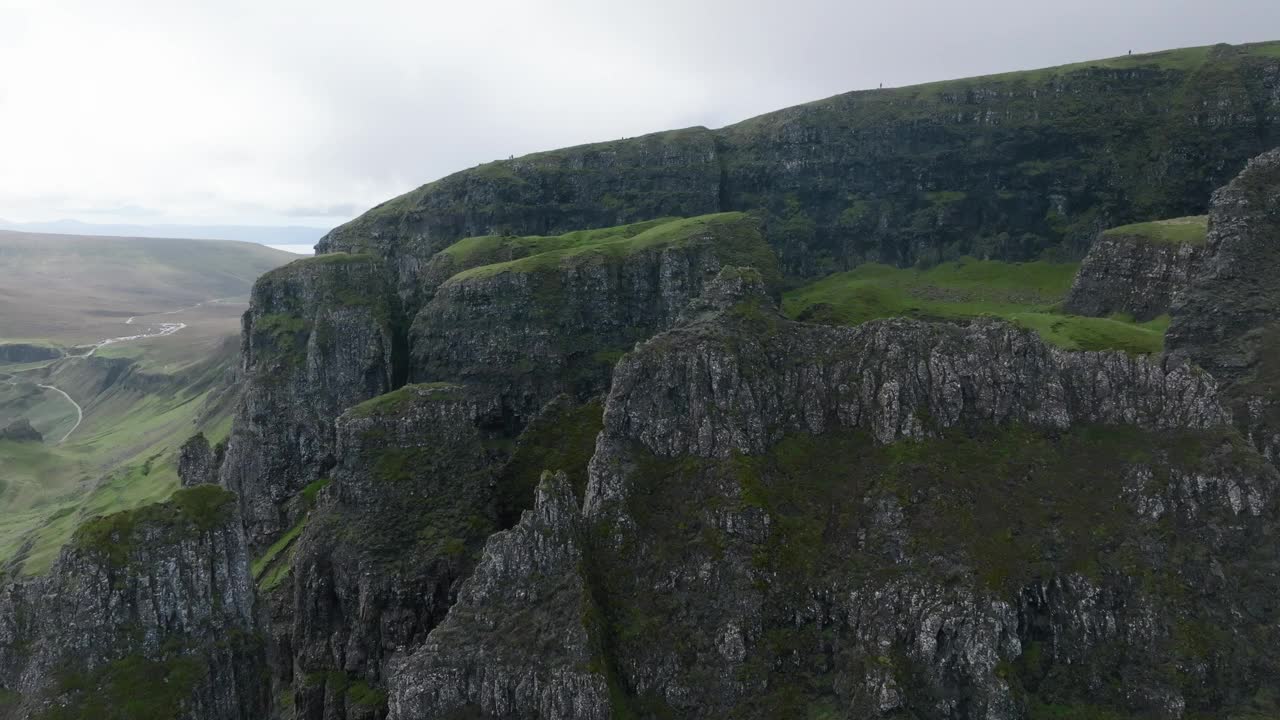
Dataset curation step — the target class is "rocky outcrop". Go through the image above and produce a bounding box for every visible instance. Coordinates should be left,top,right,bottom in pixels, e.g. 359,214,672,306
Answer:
178,433,222,487
386,273,1280,719
0,419,41,443
322,42,1280,279
0,485,267,720
1063,221,1206,320
218,254,403,549
410,213,780,420
388,472,610,720
262,383,514,720
1168,147,1280,463
597,274,1224,462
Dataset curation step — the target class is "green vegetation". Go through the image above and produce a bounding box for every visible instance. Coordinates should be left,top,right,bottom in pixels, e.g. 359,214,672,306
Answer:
252,516,306,582
346,383,464,419
598,421,1263,715
70,485,236,566
440,218,675,267
38,652,206,720
447,213,779,286
1102,215,1208,245
783,258,1170,354
496,399,603,525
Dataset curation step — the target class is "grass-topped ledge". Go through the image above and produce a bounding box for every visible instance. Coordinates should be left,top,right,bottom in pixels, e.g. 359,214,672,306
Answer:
784,257,1170,354
444,212,774,283
346,383,468,419
70,484,237,565
1102,216,1208,246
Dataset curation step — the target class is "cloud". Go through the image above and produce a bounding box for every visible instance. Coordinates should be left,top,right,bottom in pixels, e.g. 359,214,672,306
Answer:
1,0,1277,229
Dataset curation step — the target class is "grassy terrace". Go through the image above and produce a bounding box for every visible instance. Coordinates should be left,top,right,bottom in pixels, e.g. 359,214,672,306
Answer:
445,213,772,282
440,218,675,267
783,258,1169,354
1102,215,1208,245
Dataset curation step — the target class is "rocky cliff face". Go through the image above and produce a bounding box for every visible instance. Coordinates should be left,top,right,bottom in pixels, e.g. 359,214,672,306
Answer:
1167,147,1280,464
218,254,403,549
0,485,267,720
410,213,779,420
321,42,1280,278
1063,223,1206,321
266,383,510,720
384,270,1280,719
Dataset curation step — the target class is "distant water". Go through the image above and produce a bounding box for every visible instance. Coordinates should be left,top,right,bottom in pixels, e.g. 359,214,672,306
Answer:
267,243,315,255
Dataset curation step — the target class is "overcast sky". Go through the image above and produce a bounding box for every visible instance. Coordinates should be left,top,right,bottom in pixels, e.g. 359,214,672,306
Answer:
1,0,1277,232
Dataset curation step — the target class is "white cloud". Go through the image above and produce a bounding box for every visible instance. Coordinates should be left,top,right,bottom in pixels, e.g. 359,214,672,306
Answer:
0,0,1277,229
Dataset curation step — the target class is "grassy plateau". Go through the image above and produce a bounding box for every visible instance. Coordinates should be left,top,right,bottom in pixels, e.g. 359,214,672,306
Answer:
783,257,1170,354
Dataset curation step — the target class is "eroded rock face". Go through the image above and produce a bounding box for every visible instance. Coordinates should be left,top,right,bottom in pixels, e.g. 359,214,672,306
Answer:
322,45,1280,278
178,433,223,487
388,472,610,720
261,383,513,720
386,273,1280,719
0,486,267,720
1063,230,1205,321
409,214,779,421
218,254,402,549
1167,147,1280,462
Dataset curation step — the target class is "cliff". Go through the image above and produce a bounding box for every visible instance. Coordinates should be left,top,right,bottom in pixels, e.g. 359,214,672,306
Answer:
386,270,1280,719
321,42,1280,283
1167,147,1280,463
218,253,403,548
1062,217,1207,321
0,485,267,720
410,213,780,420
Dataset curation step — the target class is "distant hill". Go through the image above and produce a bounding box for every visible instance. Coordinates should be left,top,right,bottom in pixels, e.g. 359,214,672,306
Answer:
0,229,298,345
0,218,327,246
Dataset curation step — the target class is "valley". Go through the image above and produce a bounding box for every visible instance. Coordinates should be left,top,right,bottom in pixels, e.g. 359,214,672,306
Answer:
0,231,297,575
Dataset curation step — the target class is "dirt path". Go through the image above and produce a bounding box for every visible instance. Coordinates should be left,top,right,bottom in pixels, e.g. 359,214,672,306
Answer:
4,297,233,443
34,383,82,444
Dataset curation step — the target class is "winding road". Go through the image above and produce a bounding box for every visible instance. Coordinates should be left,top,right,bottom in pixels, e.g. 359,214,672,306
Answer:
2,298,229,444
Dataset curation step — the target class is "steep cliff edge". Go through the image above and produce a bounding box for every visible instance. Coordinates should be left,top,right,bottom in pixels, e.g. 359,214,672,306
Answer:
410,213,780,420
321,42,1280,281
218,254,402,549
1062,217,1207,321
388,270,1280,719
1167,147,1280,464
0,485,267,720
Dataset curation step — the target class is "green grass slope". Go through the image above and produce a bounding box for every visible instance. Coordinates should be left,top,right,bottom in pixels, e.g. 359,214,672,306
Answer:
446,213,780,285
1101,215,1208,245
783,258,1169,354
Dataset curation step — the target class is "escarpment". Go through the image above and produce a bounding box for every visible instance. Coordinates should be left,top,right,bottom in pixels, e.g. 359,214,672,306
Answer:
265,383,511,720
322,42,1280,280
0,486,267,720
11,44,1280,720
218,253,403,549
1062,217,1207,321
410,213,780,420
386,270,1280,719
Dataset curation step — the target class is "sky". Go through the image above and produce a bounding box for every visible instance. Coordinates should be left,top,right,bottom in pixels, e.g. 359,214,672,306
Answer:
1,0,1277,235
